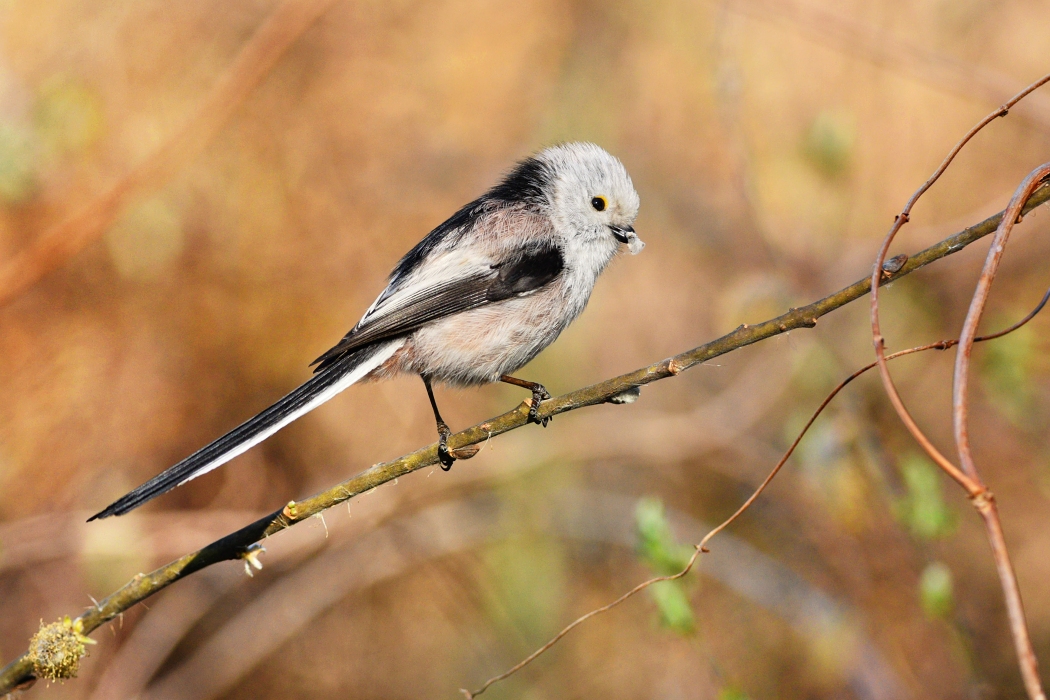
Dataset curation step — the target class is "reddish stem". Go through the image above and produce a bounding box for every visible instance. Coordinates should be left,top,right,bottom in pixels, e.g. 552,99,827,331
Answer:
951,163,1050,700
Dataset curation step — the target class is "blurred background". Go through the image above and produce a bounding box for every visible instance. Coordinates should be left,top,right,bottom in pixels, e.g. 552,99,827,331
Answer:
1,0,1050,697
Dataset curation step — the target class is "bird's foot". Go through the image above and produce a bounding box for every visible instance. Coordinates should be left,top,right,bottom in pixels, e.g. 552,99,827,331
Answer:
437,422,455,470
437,422,479,470
527,384,552,427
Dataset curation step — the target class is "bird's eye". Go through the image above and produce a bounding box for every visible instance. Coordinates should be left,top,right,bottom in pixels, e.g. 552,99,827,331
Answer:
591,196,607,212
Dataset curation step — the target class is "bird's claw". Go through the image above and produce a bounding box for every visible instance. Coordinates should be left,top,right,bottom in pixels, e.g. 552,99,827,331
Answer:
527,385,552,427
437,422,455,470
436,421,479,467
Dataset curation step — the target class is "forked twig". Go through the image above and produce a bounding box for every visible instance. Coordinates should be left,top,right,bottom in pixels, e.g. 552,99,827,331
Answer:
870,71,1050,700
870,72,1050,496
461,287,1050,698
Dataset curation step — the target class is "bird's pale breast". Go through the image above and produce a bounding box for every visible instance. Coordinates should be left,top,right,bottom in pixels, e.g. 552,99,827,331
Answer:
378,281,578,386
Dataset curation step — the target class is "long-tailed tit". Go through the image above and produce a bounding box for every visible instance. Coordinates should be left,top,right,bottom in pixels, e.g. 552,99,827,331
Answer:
90,142,643,520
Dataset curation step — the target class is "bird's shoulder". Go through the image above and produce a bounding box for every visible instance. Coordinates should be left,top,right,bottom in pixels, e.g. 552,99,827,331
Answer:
380,197,553,300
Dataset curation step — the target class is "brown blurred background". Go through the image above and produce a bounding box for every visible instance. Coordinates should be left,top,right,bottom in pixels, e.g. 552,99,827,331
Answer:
1,0,1050,697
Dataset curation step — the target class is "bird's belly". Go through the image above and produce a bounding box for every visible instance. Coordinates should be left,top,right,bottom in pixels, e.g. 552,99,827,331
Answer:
400,292,572,386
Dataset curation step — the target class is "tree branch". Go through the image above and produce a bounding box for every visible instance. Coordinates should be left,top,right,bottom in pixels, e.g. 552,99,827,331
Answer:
1,182,1048,694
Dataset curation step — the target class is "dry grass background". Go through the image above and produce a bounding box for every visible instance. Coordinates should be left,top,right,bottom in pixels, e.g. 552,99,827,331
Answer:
1,0,1050,697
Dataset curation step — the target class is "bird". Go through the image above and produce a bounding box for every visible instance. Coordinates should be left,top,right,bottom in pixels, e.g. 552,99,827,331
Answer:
89,142,643,521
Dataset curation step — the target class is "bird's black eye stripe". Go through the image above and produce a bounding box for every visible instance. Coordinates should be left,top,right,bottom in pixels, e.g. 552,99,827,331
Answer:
591,196,607,212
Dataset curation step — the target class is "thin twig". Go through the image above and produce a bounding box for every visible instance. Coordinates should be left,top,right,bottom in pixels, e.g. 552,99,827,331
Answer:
1,186,1048,694
461,287,1050,698
460,546,704,699
869,71,1050,700
0,0,338,309
952,164,1050,478
950,163,1050,700
869,71,1050,497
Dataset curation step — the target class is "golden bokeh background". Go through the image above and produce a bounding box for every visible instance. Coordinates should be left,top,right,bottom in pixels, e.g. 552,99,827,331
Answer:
2,0,1050,697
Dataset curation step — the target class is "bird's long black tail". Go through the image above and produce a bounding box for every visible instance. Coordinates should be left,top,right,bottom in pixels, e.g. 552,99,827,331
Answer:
88,341,402,521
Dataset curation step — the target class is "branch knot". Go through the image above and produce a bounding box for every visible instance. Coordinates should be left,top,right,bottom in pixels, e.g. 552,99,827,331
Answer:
969,488,995,512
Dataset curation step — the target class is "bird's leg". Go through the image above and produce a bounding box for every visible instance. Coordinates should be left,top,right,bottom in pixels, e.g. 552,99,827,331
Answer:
500,375,552,427
422,375,456,470
421,376,480,467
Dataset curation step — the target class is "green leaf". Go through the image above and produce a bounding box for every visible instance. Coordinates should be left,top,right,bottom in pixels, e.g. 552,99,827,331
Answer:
919,561,954,619
635,497,693,575
893,453,957,540
649,580,695,634
635,497,696,635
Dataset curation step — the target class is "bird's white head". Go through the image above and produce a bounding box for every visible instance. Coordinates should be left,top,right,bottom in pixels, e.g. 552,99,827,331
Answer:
537,142,643,255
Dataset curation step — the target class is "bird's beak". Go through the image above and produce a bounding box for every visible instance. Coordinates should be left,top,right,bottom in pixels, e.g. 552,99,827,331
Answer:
609,225,645,254
609,224,632,243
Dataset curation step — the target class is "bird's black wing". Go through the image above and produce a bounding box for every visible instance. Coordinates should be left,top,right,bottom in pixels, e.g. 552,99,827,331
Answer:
311,240,564,371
